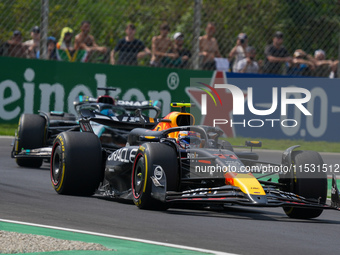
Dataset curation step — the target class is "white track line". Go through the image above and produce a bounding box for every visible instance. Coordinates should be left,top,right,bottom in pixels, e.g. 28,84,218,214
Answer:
0,219,238,255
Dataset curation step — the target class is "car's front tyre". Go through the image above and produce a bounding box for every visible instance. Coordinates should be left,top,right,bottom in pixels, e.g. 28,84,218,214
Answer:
281,150,327,219
51,132,103,196
131,143,179,210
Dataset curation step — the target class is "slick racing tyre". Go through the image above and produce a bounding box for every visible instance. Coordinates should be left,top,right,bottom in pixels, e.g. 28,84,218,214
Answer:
15,114,46,168
282,150,327,219
132,143,178,210
51,131,102,196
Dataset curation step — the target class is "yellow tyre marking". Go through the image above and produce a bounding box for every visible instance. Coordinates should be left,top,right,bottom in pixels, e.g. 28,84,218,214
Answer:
56,162,65,192
143,154,148,193
286,207,294,215
15,117,22,163
55,136,66,192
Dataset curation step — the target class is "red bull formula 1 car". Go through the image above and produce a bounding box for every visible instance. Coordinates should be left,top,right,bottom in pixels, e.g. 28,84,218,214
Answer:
50,103,340,219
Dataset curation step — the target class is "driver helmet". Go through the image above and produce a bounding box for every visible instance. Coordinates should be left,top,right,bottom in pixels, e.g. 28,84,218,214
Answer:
100,108,116,116
176,131,202,149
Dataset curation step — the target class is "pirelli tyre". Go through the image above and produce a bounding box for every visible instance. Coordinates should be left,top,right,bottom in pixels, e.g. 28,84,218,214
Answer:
132,143,179,210
51,132,102,196
282,150,327,219
15,114,46,168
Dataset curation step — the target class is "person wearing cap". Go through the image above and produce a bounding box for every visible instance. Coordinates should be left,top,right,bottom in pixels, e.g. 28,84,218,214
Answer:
47,36,58,60
199,22,221,70
74,21,108,63
311,49,337,77
3,30,26,58
236,46,260,74
161,32,191,68
150,22,174,67
12,30,22,38
263,31,292,75
229,33,248,72
23,26,40,59
286,49,315,76
110,23,150,66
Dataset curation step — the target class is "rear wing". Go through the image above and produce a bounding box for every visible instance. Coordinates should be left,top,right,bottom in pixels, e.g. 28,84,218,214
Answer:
116,100,162,118
79,108,159,131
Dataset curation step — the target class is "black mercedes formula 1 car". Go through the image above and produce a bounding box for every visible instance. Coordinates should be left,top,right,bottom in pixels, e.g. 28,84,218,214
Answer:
11,87,161,168
50,103,340,219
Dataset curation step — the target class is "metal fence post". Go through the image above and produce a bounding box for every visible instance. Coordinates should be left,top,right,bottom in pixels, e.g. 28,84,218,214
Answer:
40,0,49,60
192,0,202,70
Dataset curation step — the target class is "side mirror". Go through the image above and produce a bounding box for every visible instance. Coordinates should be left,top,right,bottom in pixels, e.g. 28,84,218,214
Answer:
245,141,262,148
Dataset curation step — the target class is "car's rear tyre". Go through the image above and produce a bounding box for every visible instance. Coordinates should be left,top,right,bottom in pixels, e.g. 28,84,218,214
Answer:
282,150,327,219
132,143,178,210
50,132,102,196
15,114,46,168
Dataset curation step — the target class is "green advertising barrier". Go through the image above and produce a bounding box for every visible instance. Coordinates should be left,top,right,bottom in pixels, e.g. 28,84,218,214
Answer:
0,57,211,123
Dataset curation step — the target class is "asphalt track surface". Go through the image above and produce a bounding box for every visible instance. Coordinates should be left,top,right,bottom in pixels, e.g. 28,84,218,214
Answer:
1,136,340,255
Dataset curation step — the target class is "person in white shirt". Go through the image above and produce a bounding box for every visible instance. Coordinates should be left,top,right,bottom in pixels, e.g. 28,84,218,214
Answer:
236,46,259,73
228,33,248,72
23,26,40,58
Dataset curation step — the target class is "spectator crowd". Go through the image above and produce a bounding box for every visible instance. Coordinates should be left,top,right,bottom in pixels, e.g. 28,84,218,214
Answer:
1,21,338,78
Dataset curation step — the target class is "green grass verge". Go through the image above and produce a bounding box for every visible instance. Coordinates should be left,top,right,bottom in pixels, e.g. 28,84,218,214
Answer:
2,124,340,152
0,124,17,137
